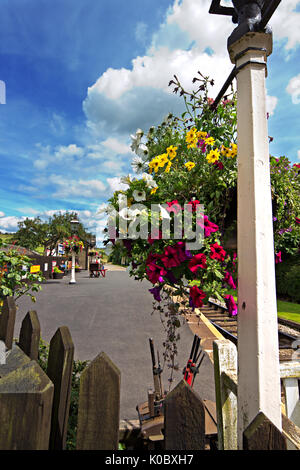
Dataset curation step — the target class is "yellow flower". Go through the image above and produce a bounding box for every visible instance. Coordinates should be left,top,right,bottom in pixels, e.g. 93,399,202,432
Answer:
185,128,197,144
230,143,237,157
165,161,172,173
220,145,228,156
166,145,177,160
225,149,234,158
149,157,161,173
185,161,196,171
206,149,220,164
157,153,169,167
151,187,158,195
204,136,215,146
197,131,207,139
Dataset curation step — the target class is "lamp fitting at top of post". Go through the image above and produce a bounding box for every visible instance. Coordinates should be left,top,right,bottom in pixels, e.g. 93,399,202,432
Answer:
209,1,281,46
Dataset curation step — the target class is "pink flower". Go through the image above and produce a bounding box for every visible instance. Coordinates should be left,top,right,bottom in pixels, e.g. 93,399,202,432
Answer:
197,215,219,237
188,253,207,274
189,286,206,308
210,243,226,262
224,271,236,289
296,217,300,225
224,295,237,316
275,251,282,264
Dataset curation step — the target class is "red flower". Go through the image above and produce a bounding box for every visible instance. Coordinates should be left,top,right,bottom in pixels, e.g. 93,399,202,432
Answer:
213,161,224,170
188,253,207,274
210,243,226,261
189,286,206,308
187,200,201,213
296,217,300,224
161,245,182,269
166,200,182,215
275,251,282,264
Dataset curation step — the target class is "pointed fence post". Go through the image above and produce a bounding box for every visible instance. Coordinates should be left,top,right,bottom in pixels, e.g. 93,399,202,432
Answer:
76,352,121,450
18,311,41,361
0,297,16,350
243,412,287,450
0,345,54,450
164,380,206,450
46,326,74,450
213,339,238,450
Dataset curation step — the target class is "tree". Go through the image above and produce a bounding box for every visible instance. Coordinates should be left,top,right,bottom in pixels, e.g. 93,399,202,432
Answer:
14,212,92,254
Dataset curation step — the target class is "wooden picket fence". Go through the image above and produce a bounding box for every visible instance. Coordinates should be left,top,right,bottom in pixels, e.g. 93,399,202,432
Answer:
213,339,300,450
0,296,210,450
1,296,300,450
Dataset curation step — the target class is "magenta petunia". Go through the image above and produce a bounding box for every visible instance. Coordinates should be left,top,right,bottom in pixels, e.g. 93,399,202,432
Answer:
210,242,226,262
188,253,207,274
224,295,237,316
197,215,219,237
189,286,206,308
224,271,236,289
275,251,282,264
146,262,167,284
161,245,182,269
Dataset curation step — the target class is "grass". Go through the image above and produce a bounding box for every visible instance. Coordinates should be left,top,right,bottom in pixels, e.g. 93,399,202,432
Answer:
224,289,300,324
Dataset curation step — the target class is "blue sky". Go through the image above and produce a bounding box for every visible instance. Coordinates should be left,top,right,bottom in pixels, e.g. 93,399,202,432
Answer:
0,0,299,243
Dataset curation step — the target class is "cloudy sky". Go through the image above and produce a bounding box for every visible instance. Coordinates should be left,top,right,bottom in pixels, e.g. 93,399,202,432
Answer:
0,0,299,244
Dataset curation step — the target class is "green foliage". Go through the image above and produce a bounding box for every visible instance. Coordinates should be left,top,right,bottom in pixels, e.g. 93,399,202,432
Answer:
285,264,300,303
276,254,300,302
0,239,44,301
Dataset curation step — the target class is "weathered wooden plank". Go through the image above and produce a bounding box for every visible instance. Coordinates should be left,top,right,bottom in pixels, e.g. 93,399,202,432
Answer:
213,339,238,450
243,412,287,450
0,297,16,350
47,326,74,450
76,352,121,450
0,346,54,450
18,310,41,361
282,413,300,450
164,380,205,450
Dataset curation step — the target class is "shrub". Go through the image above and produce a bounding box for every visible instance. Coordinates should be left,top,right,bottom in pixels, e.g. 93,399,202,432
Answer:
286,264,300,303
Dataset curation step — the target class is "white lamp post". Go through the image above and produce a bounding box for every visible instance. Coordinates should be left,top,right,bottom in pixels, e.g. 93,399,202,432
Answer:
69,218,79,285
209,0,282,448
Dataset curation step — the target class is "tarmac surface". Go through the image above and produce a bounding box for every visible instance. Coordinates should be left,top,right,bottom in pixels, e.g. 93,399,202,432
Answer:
15,265,215,420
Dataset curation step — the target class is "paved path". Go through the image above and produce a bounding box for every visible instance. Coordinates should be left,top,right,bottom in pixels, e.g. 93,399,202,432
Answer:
15,266,215,419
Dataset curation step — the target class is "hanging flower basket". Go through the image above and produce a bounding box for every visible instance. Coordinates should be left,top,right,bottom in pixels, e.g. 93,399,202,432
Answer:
63,236,84,255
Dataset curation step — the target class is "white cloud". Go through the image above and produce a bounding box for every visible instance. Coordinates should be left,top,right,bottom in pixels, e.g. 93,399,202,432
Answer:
101,137,131,154
266,93,278,116
106,177,129,193
55,144,84,159
50,175,107,199
271,0,300,52
0,216,27,232
286,74,300,104
0,211,5,217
